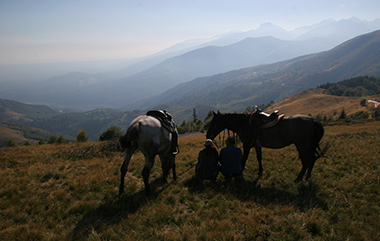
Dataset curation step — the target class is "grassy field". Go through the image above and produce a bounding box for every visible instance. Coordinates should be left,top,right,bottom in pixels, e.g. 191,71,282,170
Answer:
1,120,379,240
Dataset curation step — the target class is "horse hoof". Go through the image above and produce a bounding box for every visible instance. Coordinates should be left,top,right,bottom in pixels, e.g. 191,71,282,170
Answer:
257,170,263,177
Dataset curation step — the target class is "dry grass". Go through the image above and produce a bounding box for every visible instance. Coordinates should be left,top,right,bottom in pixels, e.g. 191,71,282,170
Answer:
266,88,380,117
1,121,380,240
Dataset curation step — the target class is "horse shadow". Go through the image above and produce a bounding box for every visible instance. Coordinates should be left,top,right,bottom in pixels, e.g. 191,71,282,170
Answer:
184,175,328,210
71,177,168,240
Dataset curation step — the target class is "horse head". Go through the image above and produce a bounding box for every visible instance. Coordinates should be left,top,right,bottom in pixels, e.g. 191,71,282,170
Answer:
206,111,225,140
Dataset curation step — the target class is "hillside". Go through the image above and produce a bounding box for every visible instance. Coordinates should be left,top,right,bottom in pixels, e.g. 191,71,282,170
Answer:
0,98,141,144
0,98,57,121
0,121,52,147
0,99,59,146
266,76,380,117
114,36,329,98
133,29,380,112
266,88,380,117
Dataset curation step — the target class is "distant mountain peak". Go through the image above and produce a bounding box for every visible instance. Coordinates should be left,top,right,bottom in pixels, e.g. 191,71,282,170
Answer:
344,16,362,22
257,22,286,31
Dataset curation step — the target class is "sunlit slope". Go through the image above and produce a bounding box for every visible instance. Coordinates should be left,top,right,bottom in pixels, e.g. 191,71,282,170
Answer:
266,88,380,117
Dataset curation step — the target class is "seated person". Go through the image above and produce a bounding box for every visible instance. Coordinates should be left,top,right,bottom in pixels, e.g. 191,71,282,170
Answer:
219,137,243,178
195,139,219,181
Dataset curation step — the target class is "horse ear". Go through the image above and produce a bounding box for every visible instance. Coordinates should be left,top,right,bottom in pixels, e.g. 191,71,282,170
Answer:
217,110,221,114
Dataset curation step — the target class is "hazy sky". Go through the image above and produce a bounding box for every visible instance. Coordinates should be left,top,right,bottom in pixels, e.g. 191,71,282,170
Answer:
0,0,379,65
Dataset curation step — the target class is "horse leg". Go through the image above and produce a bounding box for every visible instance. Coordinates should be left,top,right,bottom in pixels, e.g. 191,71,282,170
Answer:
294,150,311,183
255,146,263,176
295,157,308,183
166,155,177,181
241,143,251,171
159,154,169,183
119,149,134,195
172,162,177,180
142,156,155,195
306,154,317,180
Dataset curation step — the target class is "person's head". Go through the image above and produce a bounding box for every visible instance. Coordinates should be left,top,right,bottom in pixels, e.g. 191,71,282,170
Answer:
204,139,214,148
225,136,235,146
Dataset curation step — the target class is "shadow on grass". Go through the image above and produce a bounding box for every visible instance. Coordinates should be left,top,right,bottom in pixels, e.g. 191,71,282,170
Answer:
184,176,328,210
72,177,168,240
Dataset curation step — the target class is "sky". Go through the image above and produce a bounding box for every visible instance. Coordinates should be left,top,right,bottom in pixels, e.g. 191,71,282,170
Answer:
0,0,379,65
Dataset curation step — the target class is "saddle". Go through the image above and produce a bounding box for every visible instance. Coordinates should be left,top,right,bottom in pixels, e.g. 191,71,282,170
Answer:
262,110,284,128
147,109,179,155
146,110,175,132
250,109,284,129
250,109,284,147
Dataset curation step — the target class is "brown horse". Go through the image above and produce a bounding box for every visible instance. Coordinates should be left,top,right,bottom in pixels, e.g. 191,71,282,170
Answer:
206,111,324,182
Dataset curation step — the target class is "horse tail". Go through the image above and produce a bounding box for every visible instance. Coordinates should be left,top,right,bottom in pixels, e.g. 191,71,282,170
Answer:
119,122,139,149
311,118,325,159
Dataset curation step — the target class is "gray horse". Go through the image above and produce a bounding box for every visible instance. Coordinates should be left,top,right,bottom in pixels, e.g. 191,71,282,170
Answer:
119,114,177,195
206,111,325,182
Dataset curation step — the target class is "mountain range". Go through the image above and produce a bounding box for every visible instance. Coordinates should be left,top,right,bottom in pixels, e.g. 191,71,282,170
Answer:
1,18,380,111
2,75,380,147
130,29,380,112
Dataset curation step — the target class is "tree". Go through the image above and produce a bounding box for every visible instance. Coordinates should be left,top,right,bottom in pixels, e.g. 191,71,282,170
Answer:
203,110,214,131
372,108,380,120
99,126,123,141
48,135,58,144
76,129,89,143
338,109,347,120
192,108,198,120
177,120,188,134
349,111,369,120
57,136,68,144
7,139,17,147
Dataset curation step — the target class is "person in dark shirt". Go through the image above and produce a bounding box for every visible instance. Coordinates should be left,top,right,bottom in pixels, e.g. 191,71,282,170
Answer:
219,137,243,179
195,139,219,181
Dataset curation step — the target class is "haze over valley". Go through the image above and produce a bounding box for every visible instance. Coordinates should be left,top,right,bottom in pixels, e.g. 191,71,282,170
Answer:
1,18,380,112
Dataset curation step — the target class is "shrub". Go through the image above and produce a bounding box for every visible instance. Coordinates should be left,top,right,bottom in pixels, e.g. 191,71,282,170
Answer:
6,139,17,147
57,136,69,144
48,135,58,144
99,126,123,141
76,130,89,143
349,111,369,120
338,109,347,120
372,108,380,120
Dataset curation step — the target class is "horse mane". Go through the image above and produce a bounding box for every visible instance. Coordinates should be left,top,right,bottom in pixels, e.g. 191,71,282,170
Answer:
218,112,250,123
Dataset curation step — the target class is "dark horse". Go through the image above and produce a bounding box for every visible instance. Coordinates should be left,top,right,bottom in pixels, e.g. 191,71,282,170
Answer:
119,114,178,195
206,111,324,182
